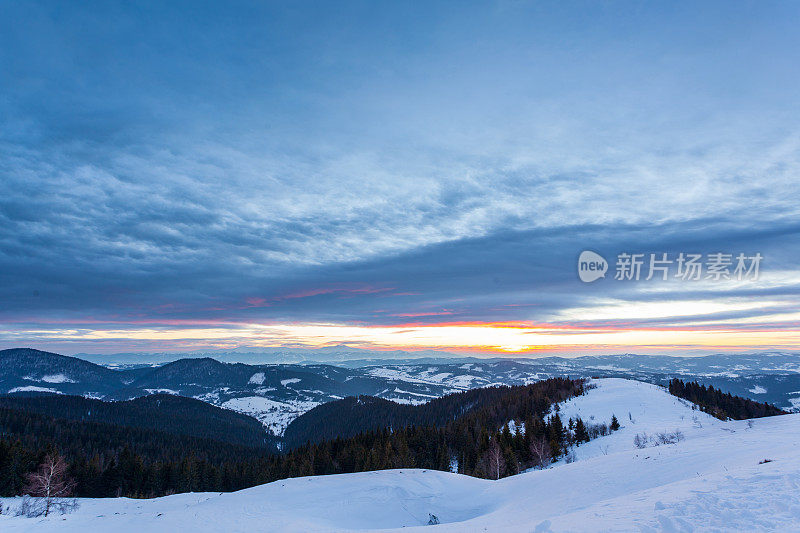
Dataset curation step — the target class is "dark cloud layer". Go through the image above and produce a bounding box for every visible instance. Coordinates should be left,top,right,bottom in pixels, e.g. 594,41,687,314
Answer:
3,214,798,327
1,1,800,351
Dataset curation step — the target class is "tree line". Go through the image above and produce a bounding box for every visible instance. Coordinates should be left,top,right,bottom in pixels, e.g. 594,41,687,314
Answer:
2,378,613,497
667,378,786,420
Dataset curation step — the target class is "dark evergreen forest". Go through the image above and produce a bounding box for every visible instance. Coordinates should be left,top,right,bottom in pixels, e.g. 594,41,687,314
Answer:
0,377,786,498
667,378,787,420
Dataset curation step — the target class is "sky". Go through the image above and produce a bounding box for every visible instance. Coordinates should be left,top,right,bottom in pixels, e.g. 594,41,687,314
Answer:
1,1,800,356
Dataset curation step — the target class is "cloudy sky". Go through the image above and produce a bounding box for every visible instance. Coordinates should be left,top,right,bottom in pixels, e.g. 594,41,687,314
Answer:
2,1,800,355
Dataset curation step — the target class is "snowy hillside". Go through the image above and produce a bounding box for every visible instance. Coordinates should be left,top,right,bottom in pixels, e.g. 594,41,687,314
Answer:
546,378,725,463
3,378,799,532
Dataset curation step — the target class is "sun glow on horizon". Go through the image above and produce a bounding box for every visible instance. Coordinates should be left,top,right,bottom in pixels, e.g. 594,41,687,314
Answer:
5,315,800,355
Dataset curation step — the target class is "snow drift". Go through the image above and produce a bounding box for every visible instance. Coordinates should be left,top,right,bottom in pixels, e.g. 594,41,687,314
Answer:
3,378,799,532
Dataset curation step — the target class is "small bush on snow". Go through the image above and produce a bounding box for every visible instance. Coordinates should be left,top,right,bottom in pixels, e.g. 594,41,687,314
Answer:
634,430,685,449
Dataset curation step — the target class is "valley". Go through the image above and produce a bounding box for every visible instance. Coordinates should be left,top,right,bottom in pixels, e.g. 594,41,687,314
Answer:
2,348,799,440
2,378,797,532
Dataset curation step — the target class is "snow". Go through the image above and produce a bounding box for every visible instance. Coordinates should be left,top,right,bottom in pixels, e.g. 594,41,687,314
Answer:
419,371,452,382
383,397,428,405
789,395,800,411
247,372,266,385
506,420,525,434
447,374,484,388
280,378,301,386
82,392,104,400
367,367,413,381
221,396,319,436
23,374,76,384
4,378,800,532
547,378,722,463
144,388,179,395
367,367,480,390
40,374,76,384
7,386,62,394
367,368,451,387
748,385,767,394
587,365,627,371
392,387,438,398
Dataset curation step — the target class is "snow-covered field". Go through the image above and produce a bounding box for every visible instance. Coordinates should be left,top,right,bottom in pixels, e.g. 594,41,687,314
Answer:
4,378,800,532
366,366,489,391
220,396,320,436
6,386,62,394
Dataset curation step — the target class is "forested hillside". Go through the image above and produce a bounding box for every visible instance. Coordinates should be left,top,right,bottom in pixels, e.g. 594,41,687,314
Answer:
1,378,586,497
667,378,787,420
0,407,271,497
283,380,579,449
1,377,789,500
279,377,594,480
0,394,275,448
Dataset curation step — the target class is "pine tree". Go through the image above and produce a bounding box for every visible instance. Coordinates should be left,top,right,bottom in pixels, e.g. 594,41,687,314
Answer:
574,418,589,444
548,414,565,458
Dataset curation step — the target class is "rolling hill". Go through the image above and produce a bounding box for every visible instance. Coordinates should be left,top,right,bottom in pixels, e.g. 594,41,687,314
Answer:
2,378,797,532
3,348,800,441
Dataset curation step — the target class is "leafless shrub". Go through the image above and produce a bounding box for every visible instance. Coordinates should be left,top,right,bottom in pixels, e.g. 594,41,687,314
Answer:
588,423,609,439
14,496,37,517
654,432,674,445
636,430,685,448
529,438,551,468
656,430,685,445
22,453,79,517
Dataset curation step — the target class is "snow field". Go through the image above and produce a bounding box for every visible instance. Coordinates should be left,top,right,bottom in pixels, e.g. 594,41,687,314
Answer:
4,378,799,532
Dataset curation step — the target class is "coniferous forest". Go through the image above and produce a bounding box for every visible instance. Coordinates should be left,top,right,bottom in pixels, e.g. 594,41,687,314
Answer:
667,378,787,420
0,377,787,499
1,378,596,497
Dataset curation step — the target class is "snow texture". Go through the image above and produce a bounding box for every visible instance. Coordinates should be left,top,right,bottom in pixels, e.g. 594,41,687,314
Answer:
7,386,62,394
221,396,319,436
4,378,800,532
247,372,266,385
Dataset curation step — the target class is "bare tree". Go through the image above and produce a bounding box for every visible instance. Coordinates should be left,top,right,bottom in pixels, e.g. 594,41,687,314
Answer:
24,453,77,517
482,439,505,480
529,438,551,468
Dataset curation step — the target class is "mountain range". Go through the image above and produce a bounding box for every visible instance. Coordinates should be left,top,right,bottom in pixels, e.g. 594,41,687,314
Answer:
2,348,799,440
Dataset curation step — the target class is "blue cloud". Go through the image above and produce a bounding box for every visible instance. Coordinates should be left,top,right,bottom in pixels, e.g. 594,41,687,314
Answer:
1,1,800,350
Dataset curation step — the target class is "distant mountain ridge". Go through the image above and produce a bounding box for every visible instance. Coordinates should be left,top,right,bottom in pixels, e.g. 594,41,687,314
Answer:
2,348,800,440
73,345,463,366
70,346,800,369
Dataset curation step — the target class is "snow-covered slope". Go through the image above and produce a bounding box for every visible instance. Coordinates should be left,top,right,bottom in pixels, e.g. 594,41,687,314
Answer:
548,378,724,463
220,396,320,436
4,378,799,532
